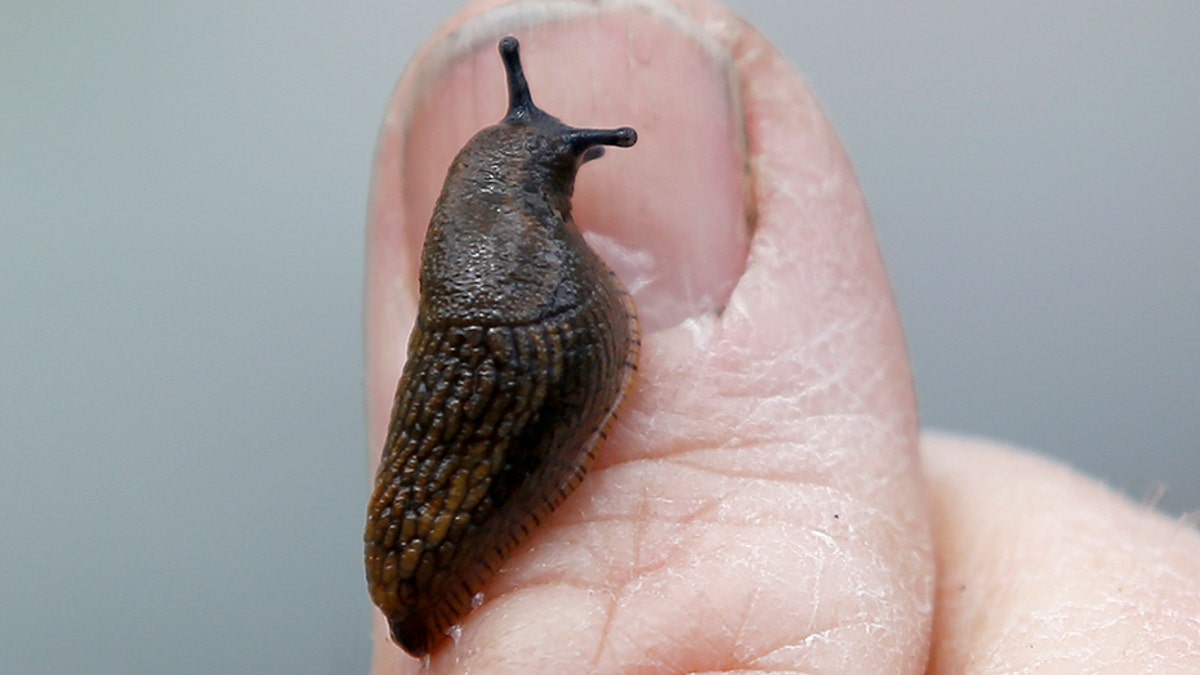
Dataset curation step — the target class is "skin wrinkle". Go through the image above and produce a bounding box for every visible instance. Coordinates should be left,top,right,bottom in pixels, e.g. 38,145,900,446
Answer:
459,584,612,672
544,485,723,529
727,581,762,664
598,418,740,465
613,474,834,528
717,357,886,423
610,369,892,472
496,444,916,662
589,589,620,671
496,498,708,587
663,454,864,485
628,472,674,579
747,640,817,672
638,514,864,662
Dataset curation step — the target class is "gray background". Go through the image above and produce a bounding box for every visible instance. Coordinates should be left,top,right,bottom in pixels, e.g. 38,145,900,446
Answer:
2,2,1196,673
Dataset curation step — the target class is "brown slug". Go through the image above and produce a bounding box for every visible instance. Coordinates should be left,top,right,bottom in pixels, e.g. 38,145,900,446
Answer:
364,36,640,658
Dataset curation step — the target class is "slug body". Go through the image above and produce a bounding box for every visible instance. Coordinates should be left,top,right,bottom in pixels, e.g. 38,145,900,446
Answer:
364,37,639,658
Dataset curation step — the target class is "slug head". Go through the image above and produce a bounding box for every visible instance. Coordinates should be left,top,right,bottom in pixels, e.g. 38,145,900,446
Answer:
418,37,638,327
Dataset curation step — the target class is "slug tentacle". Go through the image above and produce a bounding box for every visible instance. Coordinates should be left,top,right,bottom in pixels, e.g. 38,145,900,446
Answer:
499,36,536,122
365,36,640,658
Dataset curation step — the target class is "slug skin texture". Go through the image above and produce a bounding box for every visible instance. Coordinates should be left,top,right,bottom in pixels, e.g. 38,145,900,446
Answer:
364,37,640,658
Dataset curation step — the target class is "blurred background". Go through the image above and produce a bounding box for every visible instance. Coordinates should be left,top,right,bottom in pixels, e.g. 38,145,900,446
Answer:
2,1,1196,672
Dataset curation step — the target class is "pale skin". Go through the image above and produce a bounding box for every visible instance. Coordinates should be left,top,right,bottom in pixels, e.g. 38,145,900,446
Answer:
364,1,1200,672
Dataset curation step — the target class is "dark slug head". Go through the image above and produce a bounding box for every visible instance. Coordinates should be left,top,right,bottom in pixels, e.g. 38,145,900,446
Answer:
419,37,638,327
444,36,636,206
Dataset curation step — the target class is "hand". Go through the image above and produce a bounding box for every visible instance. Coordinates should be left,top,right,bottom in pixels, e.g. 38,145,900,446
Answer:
364,1,1200,672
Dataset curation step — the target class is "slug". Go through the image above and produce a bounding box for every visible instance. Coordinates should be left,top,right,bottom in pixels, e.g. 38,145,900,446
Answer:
364,36,640,658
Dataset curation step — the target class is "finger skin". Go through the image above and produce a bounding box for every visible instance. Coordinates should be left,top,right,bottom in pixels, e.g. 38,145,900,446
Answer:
366,1,931,672
923,433,1200,673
